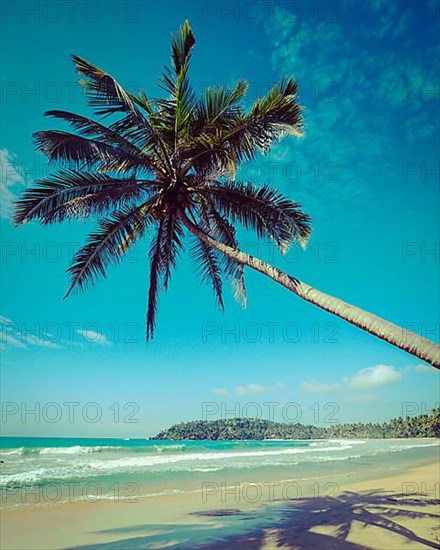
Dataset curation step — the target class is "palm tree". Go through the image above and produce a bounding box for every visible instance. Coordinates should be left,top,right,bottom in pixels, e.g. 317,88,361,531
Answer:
14,21,439,368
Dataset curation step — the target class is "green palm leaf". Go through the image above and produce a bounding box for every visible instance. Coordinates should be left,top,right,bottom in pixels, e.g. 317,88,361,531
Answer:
171,19,195,75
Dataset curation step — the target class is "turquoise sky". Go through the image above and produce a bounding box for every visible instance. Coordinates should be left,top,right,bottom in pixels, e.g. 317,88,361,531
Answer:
1,0,439,437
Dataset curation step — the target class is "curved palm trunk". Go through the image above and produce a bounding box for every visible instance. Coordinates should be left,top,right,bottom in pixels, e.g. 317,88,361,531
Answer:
178,210,440,369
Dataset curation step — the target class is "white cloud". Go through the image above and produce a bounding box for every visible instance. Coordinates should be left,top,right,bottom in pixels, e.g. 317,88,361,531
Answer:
302,364,402,394
76,329,111,346
0,149,25,219
213,382,286,397
345,364,402,389
0,332,27,349
0,315,61,349
0,320,111,350
23,333,60,349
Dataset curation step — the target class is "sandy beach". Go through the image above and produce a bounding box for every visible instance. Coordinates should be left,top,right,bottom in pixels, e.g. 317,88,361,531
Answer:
1,457,439,549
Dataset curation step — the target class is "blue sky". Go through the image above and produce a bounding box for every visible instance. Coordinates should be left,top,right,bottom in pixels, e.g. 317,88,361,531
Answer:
1,0,439,437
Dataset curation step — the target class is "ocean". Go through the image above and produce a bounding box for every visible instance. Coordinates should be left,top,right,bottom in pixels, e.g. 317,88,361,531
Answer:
1,437,439,509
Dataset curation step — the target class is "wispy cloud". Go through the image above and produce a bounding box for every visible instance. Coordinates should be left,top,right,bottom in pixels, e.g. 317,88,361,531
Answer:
414,364,433,373
0,317,114,350
0,315,13,324
301,364,402,394
213,382,286,397
264,4,438,221
405,363,435,374
0,315,61,350
0,149,25,220
76,329,111,346
0,332,27,350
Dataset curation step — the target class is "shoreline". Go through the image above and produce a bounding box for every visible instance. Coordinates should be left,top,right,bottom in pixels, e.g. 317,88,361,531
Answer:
1,454,439,549
2,440,438,512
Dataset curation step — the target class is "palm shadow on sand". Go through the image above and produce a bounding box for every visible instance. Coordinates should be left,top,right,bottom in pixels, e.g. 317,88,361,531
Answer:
70,490,440,549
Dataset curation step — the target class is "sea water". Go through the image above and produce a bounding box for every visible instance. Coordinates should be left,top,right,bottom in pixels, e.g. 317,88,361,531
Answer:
1,437,438,508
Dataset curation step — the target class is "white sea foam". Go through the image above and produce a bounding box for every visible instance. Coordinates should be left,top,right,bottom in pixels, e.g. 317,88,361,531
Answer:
1,439,438,490
0,444,189,458
0,448,25,456
39,445,124,455
389,441,440,451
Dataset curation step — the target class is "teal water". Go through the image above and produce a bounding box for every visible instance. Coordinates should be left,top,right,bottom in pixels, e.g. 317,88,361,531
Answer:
1,436,438,508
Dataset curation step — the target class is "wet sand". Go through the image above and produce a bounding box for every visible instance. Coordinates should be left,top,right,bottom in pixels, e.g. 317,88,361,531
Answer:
1,458,439,549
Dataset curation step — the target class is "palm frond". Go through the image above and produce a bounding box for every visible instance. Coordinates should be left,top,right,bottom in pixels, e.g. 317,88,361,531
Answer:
107,112,169,158
190,233,224,310
186,77,303,176
162,214,184,289
73,55,172,170
45,184,153,224
223,77,303,160
146,218,166,341
204,181,311,251
178,80,248,175
200,202,247,307
170,19,195,76
65,199,156,297
44,110,161,173
194,80,248,130
73,54,143,118
130,90,155,116
14,170,157,225
158,20,197,149
155,76,196,146
146,213,185,339
182,134,237,178
33,130,144,172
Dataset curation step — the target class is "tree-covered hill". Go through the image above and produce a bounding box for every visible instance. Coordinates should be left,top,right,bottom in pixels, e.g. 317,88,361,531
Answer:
152,409,440,440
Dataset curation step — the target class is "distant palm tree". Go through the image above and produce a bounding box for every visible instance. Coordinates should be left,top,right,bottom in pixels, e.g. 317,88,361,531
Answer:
14,21,439,368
